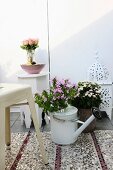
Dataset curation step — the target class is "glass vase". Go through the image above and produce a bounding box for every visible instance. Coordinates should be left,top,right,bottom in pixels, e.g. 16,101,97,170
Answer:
26,50,34,65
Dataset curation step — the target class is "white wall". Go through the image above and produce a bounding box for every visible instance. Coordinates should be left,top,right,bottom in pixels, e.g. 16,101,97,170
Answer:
49,0,113,83
0,0,113,85
0,0,48,83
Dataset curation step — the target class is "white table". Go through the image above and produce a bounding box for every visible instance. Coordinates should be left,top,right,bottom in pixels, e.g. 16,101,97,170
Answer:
0,83,48,170
17,72,49,128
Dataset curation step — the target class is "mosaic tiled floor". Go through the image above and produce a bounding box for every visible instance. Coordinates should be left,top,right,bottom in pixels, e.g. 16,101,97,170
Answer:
5,130,113,170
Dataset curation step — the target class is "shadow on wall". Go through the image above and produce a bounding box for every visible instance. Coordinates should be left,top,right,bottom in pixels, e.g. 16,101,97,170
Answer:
50,10,113,83
0,48,23,83
0,58,20,83
35,49,49,71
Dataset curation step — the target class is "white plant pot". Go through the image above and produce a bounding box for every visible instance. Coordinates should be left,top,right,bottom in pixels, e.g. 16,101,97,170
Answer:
50,106,78,145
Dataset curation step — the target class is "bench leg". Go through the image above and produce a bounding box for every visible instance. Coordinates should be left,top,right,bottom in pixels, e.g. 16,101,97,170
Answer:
5,107,11,146
27,91,48,165
0,107,5,170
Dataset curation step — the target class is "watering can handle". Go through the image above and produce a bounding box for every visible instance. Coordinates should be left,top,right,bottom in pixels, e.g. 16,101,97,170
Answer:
92,107,102,120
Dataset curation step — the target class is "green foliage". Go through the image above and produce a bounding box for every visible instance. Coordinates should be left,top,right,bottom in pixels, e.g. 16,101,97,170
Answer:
20,44,39,52
35,77,77,113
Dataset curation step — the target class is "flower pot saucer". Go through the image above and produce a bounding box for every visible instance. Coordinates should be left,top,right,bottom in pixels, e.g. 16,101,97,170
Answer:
21,64,45,74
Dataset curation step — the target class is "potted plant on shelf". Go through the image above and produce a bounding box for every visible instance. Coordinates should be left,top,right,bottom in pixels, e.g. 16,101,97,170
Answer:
20,38,45,74
71,81,102,132
35,77,77,144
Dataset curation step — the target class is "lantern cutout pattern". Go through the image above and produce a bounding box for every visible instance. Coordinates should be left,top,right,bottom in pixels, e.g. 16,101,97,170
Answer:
87,56,112,119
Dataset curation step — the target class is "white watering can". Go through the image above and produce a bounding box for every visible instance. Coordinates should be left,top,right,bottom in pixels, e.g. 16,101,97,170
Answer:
50,106,102,145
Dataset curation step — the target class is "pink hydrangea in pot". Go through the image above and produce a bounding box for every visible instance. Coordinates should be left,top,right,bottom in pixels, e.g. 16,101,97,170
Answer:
35,77,77,113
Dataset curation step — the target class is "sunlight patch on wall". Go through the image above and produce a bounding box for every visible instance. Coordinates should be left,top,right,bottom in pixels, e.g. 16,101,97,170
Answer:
0,0,47,49
49,0,113,48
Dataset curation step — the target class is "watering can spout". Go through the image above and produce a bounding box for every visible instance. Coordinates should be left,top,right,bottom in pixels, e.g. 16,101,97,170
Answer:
73,107,102,140
73,115,95,139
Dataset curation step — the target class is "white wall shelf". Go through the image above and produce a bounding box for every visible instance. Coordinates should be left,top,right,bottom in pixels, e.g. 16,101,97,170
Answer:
17,72,49,128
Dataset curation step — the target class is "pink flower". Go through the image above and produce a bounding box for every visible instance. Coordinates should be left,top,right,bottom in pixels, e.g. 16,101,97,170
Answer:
53,88,62,94
34,39,39,45
23,40,29,45
60,79,65,84
61,94,65,99
72,83,77,88
21,38,39,51
28,39,34,45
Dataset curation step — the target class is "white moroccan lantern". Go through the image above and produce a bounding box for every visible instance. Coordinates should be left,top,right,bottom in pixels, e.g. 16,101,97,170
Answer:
87,55,112,119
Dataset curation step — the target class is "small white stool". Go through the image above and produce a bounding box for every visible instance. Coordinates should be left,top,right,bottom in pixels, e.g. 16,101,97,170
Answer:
0,83,48,170
17,72,49,128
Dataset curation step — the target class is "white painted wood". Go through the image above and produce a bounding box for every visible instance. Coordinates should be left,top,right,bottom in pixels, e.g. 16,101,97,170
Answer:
0,83,48,169
87,57,113,119
0,106,5,170
18,73,49,128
